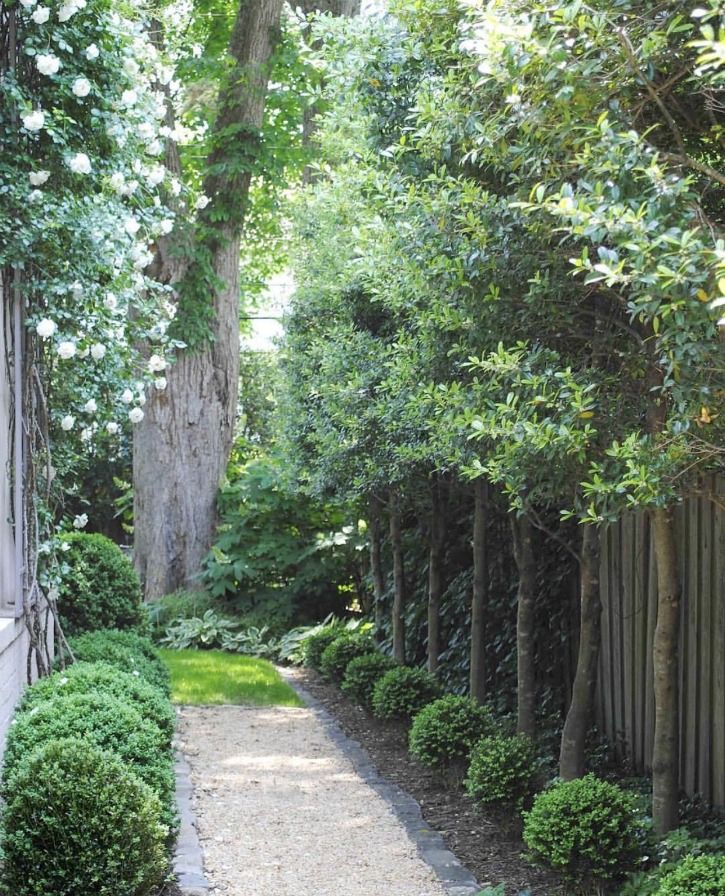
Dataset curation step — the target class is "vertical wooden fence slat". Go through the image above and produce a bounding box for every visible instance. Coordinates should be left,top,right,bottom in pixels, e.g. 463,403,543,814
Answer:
712,480,725,808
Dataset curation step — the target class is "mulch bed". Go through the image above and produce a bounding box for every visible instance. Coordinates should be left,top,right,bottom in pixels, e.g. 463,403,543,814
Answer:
294,667,566,896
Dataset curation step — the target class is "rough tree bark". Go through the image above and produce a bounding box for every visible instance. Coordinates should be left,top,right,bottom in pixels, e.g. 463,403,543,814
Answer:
512,513,537,736
559,524,602,779
470,479,489,702
134,0,284,598
389,493,406,664
369,493,386,637
427,478,445,675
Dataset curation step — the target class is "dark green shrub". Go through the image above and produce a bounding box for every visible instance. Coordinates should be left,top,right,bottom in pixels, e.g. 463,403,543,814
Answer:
657,854,725,895
341,652,396,706
64,629,170,694
19,661,175,747
320,633,375,681
302,626,342,671
2,693,174,824
371,666,441,721
0,738,167,896
410,695,494,769
523,774,644,884
58,533,145,635
465,733,537,806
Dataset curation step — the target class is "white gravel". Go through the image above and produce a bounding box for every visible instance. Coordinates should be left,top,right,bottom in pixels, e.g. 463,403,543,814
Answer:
177,704,449,896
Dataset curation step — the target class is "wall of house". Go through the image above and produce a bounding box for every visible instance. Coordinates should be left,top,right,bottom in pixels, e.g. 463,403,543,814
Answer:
0,618,30,756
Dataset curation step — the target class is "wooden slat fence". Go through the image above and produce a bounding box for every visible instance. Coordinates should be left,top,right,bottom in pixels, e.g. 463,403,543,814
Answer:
597,476,725,807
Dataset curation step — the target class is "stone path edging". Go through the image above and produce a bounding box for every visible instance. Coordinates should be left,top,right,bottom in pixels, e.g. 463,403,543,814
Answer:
279,668,481,896
173,744,210,896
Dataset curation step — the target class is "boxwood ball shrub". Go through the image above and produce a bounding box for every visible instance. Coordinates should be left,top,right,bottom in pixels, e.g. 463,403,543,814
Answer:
371,666,441,721
64,629,170,695
464,732,537,806
302,626,342,671
2,692,174,823
523,774,643,884
319,633,375,681
58,533,145,635
19,661,175,747
0,738,167,896
657,854,725,895
410,695,494,769
341,652,396,706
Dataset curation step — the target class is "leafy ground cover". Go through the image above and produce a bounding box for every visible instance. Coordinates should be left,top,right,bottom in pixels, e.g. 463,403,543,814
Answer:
159,649,303,707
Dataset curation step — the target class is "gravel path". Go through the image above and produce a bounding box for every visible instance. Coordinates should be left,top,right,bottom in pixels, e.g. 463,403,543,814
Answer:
177,704,450,896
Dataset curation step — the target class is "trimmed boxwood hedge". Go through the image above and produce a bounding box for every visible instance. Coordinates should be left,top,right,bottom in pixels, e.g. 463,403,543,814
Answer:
63,629,170,695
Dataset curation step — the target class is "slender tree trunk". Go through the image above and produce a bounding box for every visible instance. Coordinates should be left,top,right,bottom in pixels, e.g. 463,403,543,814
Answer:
389,493,406,664
427,479,445,675
512,513,537,736
134,0,283,598
369,493,386,636
470,479,489,702
651,506,681,834
559,524,601,779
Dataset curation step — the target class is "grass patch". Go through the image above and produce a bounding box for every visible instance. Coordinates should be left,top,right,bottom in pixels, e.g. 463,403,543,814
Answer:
159,649,304,707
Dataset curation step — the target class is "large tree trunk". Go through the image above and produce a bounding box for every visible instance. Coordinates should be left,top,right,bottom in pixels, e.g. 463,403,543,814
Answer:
470,479,489,702
369,493,386,636
559,524,601,779
651,506,681,834
389,493,406,664
512,513,537,736
427,479,445,675
134,0,283,598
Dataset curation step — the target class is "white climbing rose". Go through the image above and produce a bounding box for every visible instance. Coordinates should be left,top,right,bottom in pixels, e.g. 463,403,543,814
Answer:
36,54,61,76
60,415,75,431
148,354,166,373
90,343,106,360
104,292,118,311
121,388,134,404
124,217,141,236
85,43,99,60
68,153,92,175
106,421,120,435
36,318,56,339
154,377,167,391
31,5,49,22
72,513,88,529
57,341,76,360
83,398,97,414
29,170,50,186
129,407,144,424
72,78,92,98
22,110,45,131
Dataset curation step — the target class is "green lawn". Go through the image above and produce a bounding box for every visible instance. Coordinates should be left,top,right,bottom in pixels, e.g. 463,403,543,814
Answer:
159,649,304,707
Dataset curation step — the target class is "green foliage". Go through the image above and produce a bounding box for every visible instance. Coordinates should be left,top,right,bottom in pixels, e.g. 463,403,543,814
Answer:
63,629,170,695
2,693,174,825
409,695,494,769
341,651,397,706
57,533,144,636
302,625,345,671
147,590,217,638
0,738,167,896
522,775,644,884
620,827,725,895
18,661,175,748
371,666,442,721
319,632,375,681
464,733,537,807
161,609,240,650
657,854,725,896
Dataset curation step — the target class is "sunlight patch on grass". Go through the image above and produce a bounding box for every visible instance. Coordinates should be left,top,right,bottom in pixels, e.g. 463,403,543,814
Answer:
159,649,304,707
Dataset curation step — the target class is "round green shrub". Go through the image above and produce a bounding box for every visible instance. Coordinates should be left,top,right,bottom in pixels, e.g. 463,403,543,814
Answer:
341,652,396,706
371,666,441,721
0,737,167,896
465,732,537,805
58,533,144,636
64,629,170,695
19,661,175,747
657,854,725,895
2,693,174,824
522,774,644,884
410,695,494,769
302,626,342,671
319,633,375,681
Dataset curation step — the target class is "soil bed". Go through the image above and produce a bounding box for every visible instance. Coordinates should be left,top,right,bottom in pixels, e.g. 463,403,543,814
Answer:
291,667,566,896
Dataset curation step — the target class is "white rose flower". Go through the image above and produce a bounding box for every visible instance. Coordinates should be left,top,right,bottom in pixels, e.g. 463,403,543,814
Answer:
22,110,45,131
104,292,118,311
137,390,146,406
129,407,144,424
57,2,80,22
169,178,181,196
60,414,75,431
158,218,174,235
57,341,76,360
85,43,99,60
138,122,155,141
148,354,166,373
36,318,56,339
124,217,140,236
19,0,37,9
121,89,137,107
36,54,61,76
72,513,88,529
195,194,210,210
83,398,97,414
31,5,49,22
124,57,140,76
122,179,139,195
71,77,91,98
147,140,163,156
28,189,43,202
90,343,106,360
80,427,92,442
109,171,125,192
68,152,92,175
147,165,166,187
121,388,134,404
154,376,167,391
29,170,50,186
78,346,89,359
106,421,120,435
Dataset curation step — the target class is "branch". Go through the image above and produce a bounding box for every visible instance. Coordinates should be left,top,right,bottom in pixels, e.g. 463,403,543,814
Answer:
524,504,582,565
